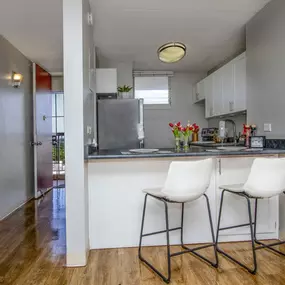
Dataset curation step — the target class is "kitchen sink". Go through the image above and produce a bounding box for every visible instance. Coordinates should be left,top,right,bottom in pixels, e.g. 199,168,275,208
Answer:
129,149,159,154
206,146,262,152
216,146,247,151
205,146,246,152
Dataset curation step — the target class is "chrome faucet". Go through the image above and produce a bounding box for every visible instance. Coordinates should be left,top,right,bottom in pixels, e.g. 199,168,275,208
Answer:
225,119,237,145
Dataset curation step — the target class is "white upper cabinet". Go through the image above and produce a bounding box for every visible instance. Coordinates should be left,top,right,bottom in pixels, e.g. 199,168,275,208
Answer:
204,75,214,118
96,68,117,93
213,70,223,116
193,79,205,103
204,52,246,118
221,62,234,114
233,53,247,112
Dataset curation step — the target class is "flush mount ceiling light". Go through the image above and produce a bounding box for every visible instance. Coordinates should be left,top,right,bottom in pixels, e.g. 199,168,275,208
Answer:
158,42,186,63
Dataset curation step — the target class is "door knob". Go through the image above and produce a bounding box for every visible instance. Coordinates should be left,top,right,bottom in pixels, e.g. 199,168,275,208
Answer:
31,142,43,146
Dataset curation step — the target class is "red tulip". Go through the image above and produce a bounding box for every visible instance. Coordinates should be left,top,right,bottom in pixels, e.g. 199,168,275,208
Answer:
189,126,194,131
181,127,185,132
193,123,197,127
169,123,174,128
177,122,181,127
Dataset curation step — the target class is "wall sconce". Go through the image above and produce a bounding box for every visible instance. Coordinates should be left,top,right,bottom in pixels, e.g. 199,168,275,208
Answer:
12,72,23,88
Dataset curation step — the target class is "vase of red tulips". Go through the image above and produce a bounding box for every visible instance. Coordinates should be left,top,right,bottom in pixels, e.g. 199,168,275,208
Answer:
181,122,194,150
192,123,200,142
169,122,182,150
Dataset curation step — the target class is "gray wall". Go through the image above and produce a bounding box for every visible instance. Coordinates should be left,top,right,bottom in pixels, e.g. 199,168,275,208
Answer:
246,0,285,236
0,35,34,219
98,58,134,97
52,76,64,91
83,1,95,149
246,0,285,138
144,73,208,148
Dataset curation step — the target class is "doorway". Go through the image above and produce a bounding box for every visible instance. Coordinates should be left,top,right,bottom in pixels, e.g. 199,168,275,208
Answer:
52,92,65,187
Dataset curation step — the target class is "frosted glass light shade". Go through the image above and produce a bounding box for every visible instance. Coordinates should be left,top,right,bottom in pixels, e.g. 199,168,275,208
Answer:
158,42,186,63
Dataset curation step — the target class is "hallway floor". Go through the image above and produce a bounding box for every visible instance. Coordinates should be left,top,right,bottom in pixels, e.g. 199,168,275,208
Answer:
1,188,285,285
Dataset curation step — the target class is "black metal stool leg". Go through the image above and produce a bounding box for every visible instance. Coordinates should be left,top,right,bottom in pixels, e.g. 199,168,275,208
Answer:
204,194,219,267
138,195,171,283
138,194,148,258
216,191,257,274
180,194,219,268
253,198,285,256
216,189,226,246
180,203,185,245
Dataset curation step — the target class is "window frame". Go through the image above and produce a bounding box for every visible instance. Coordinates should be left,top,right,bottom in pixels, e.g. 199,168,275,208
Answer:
133,73,172,110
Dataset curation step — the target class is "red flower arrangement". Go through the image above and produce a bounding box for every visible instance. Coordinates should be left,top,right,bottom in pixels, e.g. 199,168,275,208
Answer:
243,124,257,136
181,123,194,137
169,122,199,137
192,123,200,134
169,122,182,138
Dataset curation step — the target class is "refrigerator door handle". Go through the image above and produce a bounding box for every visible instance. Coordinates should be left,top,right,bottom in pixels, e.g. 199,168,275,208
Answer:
138,99,144,124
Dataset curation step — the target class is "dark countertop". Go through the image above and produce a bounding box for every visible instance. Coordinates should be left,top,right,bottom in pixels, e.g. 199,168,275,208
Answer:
87,146,285,160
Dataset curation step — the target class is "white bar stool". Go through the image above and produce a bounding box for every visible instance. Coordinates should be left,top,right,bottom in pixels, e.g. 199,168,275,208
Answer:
138,158,218,283
216,157,285,274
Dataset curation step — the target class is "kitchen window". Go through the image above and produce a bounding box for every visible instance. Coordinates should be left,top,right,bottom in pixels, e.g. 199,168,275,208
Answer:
134,71,173,106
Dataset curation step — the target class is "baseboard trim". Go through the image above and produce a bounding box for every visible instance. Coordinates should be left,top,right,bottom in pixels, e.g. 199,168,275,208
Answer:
35,187,53,200
0,197,34,221
280,231,285,240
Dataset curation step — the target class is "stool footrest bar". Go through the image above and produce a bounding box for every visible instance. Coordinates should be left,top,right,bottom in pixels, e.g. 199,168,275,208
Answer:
255,240,285,256
171,243,215,257
219,222,255,231
142,227,182,237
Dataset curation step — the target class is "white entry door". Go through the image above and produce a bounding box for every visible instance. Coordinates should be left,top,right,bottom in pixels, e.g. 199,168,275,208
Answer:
32,63,53,198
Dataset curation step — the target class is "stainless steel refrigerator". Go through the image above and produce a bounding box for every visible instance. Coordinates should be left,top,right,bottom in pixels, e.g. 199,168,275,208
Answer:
97,99,144,150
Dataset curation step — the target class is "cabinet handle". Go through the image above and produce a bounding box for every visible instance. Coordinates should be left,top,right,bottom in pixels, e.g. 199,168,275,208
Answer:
218,159,221,175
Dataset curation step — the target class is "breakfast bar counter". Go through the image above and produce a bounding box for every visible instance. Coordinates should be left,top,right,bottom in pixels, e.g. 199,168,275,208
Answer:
88,147,285,160
88,148,285,250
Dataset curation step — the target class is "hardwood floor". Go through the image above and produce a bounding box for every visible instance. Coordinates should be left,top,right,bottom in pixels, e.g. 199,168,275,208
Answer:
1,188,285,285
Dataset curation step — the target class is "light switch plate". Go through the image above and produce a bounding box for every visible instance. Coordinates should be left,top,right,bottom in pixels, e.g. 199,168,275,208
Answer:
86,126,92,134
264,123,272,132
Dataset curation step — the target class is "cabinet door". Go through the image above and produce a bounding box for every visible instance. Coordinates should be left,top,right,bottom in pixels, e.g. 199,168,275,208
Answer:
197,80,205,101
233,54,246,112
96,68,117,93
192,85,198,103
221,63,234,114
204,75,214,118
213,71,223,116
193,80,205,102
216,157,278,238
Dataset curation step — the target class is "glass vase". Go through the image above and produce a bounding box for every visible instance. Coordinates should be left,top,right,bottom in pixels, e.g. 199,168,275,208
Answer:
175,137,180,151
183,136,189,150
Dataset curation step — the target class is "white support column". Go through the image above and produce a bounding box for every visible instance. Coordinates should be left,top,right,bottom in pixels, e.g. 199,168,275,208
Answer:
63,0,89,266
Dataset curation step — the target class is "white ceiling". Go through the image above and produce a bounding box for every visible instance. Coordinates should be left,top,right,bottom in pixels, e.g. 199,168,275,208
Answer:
0,0,270,73
91,0,271,72
0,0,63,73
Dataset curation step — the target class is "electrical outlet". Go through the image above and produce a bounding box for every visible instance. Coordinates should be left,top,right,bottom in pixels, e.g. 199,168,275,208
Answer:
264,123,272,132
86,126,92,135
